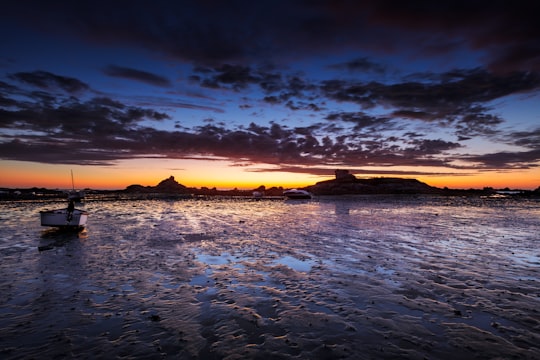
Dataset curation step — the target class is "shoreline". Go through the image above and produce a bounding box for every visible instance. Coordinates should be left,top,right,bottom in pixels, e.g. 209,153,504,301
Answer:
1,190,539,203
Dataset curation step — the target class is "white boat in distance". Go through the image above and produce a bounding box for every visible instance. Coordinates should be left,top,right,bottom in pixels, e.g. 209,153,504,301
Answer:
40,208,88,228
283,189,312,199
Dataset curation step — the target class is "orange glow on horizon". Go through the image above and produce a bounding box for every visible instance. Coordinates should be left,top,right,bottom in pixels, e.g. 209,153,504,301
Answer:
421,173,539,190
0,160,326,190
1,160,538,191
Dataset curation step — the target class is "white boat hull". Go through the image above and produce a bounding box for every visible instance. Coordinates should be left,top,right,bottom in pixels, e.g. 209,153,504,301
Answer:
40,209,88,227
283,189,312,199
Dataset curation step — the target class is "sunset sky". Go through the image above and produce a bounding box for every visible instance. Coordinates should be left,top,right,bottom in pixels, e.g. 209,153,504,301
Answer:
1,1,539,190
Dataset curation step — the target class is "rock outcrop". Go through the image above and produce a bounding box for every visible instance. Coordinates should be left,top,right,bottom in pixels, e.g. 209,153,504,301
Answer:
155,176,188,193
306,170,442,195
125,176,190,194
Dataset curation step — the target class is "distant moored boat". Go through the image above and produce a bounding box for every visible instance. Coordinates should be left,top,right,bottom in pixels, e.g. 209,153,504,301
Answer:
283,189,312,199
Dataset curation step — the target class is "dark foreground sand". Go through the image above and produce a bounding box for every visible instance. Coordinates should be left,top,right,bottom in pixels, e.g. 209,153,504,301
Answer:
1,195,538,359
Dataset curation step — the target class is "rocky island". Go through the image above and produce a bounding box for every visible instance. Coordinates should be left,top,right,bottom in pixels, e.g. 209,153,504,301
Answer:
306,170,441,195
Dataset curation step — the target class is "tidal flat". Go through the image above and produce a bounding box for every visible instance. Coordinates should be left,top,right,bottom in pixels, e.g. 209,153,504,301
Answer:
0,195,538,359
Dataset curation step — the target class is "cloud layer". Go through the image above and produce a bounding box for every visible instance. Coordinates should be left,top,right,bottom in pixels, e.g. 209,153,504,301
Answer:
4,1,539,72
1,1,539,176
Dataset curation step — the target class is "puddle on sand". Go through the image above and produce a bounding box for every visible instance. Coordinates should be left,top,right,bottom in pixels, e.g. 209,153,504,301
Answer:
195,252,232,265
271,255,315,272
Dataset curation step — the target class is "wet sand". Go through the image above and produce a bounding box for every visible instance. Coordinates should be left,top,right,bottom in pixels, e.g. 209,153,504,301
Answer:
1,196,539,359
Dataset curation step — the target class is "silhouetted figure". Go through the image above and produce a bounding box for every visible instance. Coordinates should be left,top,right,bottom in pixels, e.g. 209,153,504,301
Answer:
67,200,75,222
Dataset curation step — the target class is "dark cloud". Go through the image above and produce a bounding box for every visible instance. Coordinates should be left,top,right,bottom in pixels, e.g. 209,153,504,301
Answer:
134,97,225,113
320,69,540,140
192,64,289,94
325,112,397,132
0,75,466,169
0,138,126,166
406,139,461,155
365,1,540,73
462,149,540,169
192,64,320,111
103,65,172,87
328,57,387,74
193,64,260,90
9,71,90,94
2,67,539,171
0,81,173,165
507,128,540,150
451,126,540,169
322,69,540,112
391,110,437,122
249,165,469,177
3,1,539,72
455,111,503,138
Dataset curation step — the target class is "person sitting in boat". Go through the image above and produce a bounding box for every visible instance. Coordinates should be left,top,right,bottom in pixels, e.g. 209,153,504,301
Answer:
67,200,75,222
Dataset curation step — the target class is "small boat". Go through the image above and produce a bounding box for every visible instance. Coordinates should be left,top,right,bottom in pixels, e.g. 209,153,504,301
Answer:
283,189,312,199
40,207,88,228
39,170,88,228
252,191,264,199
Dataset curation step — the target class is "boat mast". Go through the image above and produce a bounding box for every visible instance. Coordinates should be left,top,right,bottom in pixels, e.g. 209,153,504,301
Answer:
71,169,75,191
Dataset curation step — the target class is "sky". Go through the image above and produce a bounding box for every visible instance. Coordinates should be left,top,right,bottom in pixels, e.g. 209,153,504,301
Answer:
1,0,539,190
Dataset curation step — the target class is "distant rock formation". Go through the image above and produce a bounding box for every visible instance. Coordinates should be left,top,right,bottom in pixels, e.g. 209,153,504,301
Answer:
155,176,188,193
119,171,536,198
123,176,289,197
125,176,190,194
334,169,357,182
306,170,442,195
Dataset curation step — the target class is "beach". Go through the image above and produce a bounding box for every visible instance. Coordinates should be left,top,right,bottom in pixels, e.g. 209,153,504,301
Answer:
1,195,538,359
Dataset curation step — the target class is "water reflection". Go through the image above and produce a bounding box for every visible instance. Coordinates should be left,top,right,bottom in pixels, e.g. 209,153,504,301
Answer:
38,227,87,251
334,201,350,216
271,255,315,272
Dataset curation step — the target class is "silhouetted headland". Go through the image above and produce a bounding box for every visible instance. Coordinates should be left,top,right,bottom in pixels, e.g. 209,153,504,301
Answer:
306,170,441,195
122,171,537,198
124,176,285,198
1,171,539,200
